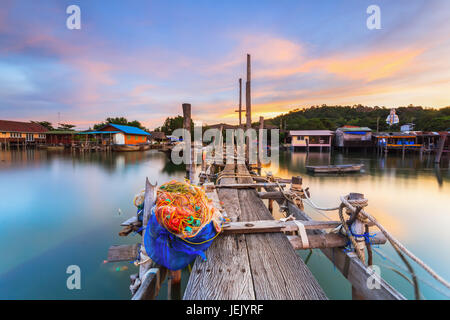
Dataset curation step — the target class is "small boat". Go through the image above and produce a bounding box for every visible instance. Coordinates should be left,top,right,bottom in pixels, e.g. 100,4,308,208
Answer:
139,144,151,151
112,144,150,152
306,164,364,174
40,145,65,151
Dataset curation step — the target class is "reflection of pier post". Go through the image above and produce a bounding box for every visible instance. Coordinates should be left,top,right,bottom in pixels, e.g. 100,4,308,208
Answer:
434,134,447,164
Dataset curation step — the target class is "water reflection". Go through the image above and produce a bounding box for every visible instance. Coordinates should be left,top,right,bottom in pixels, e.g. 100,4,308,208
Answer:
0,149,449,300
0,149,186,175
267,150,450,300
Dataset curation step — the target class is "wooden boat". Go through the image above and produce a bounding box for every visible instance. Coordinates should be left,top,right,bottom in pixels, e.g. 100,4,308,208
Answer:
112,144,151,152
306,164,364,173
41,145,65,151
139,144,151,151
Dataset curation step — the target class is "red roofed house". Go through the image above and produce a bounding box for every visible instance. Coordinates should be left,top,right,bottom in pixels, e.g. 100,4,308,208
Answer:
0,120,48,148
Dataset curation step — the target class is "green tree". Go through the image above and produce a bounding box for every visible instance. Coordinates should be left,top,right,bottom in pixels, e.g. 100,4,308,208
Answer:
155,116,193,135
32,121,54,131
57,123,76,131
93,117,146,130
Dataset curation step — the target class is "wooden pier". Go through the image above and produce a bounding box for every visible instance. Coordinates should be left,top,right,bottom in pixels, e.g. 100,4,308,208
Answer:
103,55,450,301
183,163,327,299
107,157,405,300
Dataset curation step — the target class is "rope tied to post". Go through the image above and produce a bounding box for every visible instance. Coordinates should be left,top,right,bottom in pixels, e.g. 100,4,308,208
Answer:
278,183,450,292
343,196,369,223
339,194,450,290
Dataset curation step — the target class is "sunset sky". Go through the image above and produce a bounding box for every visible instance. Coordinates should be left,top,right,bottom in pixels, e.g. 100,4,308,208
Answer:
1,0,449,129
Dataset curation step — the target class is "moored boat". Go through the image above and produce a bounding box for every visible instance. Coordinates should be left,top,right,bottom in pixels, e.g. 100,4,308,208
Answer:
40,145,65,151
112,144,150,152
306,164,364,173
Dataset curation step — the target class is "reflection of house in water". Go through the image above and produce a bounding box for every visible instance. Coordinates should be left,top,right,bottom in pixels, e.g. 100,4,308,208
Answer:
289,130,334,151
335,126,372,149
0,149,48,169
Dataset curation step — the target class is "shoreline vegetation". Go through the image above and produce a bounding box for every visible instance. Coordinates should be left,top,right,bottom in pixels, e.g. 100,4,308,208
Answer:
27,105,450,138
155,105,450,136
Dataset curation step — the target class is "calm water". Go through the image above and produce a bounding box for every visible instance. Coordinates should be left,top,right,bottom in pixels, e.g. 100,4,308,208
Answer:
0,149,449,300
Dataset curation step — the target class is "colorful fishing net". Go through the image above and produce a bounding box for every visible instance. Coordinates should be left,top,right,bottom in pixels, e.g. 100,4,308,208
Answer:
155,180,222,239
143,180,224,270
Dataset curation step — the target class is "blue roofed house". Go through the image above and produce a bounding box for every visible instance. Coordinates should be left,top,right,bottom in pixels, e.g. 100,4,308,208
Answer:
98,123,151,145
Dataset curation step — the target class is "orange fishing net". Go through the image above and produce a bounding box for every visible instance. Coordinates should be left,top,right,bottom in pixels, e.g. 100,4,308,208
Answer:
155,180,221,239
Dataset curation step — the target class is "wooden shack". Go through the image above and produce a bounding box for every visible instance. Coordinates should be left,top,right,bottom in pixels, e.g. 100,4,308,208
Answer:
373,132,421,150
289,130,334,151
45,131,76,146
149,131,168,144
335,126,372,149
0,120,47,148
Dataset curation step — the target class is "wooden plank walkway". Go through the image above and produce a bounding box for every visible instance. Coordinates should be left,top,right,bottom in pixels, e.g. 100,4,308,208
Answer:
183,163,327,300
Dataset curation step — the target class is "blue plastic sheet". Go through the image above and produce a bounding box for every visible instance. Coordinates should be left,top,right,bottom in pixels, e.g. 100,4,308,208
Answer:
144,206,218,270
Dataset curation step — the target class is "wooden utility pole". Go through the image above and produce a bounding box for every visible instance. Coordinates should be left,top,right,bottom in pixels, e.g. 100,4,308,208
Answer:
182,103,192,180
245,54,251,163
235,78,243,127
245,54,251,130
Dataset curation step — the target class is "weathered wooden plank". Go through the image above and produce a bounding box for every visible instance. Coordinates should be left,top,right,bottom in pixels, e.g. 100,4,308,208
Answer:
215,182,286,189
107,244,140,262
131,178,170,300
222,219,344,234
236,164,327,300
121,216,138,226
183,163,256,300
258,191,285,200
118,221,142,236
287,201,405,300
132,262,168,300
287,233,386,250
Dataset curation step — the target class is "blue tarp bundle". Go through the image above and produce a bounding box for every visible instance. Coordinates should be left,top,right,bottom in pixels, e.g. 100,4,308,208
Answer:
144,206,218,270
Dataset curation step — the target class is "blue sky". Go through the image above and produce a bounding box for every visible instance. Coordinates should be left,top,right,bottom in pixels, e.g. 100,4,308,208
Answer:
1,0,449,129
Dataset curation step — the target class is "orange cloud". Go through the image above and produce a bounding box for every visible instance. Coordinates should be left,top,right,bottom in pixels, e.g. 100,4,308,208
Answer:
319,49,425,82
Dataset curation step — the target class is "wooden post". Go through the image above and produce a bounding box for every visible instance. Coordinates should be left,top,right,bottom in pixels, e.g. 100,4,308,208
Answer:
245,54,251,163
182,103,192,180
236,78,242,128
245,54,251,130
258,116,264,175
291,176,304,211
348,192,366,300
168,270,182,300
268,199,274,214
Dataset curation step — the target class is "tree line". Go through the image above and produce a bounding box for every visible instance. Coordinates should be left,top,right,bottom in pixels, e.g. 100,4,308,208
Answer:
265,104,450,132
33,105,450,135
32,117,147,132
